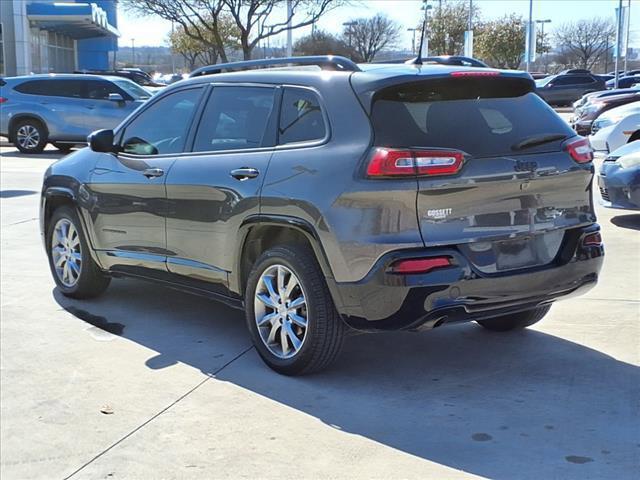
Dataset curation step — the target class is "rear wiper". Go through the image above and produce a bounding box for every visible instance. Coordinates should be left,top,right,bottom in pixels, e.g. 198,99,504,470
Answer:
511,133,568,151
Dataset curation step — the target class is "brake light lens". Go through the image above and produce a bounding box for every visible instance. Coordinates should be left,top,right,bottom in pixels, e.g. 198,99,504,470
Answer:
0,97,7,104
563,136,593,163
582,232,602,247
389,256,452,274
367,148,464,177
450,71,500,77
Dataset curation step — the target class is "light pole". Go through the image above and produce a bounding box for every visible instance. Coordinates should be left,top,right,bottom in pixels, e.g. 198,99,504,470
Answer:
420,2,433,57
131,38,135,67
343,21,356,48
407,28,418,54
623,0,631,72
525,0,533,71
535,19,551,73
615,0,623,88
286,0,293,57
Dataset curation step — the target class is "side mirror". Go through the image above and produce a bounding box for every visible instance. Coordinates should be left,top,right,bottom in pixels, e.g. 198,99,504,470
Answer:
88,129,115,153
108,93,125,102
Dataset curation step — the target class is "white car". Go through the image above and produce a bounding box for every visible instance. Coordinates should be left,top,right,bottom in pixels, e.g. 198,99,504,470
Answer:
590,101,640,152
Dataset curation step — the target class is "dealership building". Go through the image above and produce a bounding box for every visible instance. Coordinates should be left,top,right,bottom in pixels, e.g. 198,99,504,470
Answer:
0,0,119,77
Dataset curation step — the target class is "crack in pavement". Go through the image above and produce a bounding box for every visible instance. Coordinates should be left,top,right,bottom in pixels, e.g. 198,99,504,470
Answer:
2,217,37,227
63,345,255,480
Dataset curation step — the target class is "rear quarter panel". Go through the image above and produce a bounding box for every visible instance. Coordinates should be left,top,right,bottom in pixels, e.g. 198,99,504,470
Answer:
260,77,424,283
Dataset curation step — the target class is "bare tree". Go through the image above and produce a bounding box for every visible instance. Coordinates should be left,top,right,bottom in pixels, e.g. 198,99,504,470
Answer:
554,18,615,70
123,0,344,61
344,14,400,62
223,0,343,60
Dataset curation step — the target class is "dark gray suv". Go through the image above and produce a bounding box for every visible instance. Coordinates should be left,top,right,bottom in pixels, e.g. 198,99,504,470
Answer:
40,56,604,375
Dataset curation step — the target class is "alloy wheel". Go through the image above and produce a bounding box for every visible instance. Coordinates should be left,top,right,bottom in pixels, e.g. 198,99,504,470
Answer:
254,264,308,359
51,218,82,287
16,125,40,150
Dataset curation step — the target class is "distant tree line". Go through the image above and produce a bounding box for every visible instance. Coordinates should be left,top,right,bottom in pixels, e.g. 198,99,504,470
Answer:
127,0,626,73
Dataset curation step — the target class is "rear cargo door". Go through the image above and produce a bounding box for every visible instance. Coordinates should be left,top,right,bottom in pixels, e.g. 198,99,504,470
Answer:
370,76,596,273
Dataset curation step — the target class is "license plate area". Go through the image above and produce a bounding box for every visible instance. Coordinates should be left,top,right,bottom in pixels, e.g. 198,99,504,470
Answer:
459,230,565,274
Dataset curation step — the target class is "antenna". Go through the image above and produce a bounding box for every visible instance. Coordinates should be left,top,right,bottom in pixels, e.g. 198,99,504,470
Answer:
412,18,427,65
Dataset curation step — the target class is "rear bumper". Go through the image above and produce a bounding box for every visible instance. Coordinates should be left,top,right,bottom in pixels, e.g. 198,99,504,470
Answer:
333,224,604,331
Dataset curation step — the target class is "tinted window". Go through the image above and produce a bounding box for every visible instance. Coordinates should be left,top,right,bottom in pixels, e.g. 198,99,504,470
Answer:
121,88,203,155
554,76,594,86
192,86,275,152
85,80,121,100
14,79,84,97
278,88,326,144
371,78,573,158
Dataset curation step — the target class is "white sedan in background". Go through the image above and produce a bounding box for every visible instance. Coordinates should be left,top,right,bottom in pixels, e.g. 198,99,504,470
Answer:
590,101,640,152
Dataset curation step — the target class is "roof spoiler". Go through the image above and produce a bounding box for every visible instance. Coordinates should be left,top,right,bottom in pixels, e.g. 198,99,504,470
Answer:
189,55,361,78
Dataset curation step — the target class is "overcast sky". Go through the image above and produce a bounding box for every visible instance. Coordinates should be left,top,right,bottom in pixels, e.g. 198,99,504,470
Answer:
117,0,640,49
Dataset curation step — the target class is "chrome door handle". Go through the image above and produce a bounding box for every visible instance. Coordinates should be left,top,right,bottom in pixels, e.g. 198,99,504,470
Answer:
143,168,164,179
230,167,259,180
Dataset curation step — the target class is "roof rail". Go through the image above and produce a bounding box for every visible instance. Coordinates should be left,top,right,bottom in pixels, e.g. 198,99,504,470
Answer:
189,55,361,78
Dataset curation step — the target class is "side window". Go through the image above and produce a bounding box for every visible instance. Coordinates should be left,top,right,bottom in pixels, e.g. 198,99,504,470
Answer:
14,79,83,97
85,80,121,100
120,88,203,155
14,80,49,95
192,86,275,152
553,77,574,86
278,88,326,145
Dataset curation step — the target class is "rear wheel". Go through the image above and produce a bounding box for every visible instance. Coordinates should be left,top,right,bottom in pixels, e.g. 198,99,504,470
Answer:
52,142,74,153
12,118,48,154
245,244,345,375
46,206,110,299
476,305,551,332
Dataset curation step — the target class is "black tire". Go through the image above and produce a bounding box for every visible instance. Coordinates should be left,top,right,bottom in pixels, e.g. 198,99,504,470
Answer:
628,131,640,143
476,305,551,332
11,118,48,154
245,244,346,375
52,142,73,153
46,206,110,299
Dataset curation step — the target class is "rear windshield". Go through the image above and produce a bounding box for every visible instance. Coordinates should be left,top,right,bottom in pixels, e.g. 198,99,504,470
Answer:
371,78,573,158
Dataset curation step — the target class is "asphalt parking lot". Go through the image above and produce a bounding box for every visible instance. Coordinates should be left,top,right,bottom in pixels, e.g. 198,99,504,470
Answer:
1,141,638,479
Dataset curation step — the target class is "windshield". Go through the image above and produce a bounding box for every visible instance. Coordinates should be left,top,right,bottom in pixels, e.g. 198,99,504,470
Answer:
535,75,556,87
114,79,151,100
602,100,640,119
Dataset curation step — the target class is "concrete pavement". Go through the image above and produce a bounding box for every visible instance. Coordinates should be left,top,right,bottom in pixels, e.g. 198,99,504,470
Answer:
1,145,638,480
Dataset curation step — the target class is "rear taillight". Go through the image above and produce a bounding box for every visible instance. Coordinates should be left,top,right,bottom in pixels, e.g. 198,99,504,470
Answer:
366,148,464,177
389,256,452,274
0,97,7,104
563,136,593,163
582,232,602,247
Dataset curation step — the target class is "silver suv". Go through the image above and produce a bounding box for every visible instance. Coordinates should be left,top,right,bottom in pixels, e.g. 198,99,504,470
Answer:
0,74,150,153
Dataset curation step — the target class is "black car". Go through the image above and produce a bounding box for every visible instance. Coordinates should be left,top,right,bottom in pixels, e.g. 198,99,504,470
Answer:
606,75,640,89
535,71,606,105
41,56,603,375
75,69,164,88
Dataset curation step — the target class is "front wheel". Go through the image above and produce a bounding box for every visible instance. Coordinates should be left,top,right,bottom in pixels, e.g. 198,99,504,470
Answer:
245,244,345,375
476,305,551,332
12,119,48,154
46,206,110,299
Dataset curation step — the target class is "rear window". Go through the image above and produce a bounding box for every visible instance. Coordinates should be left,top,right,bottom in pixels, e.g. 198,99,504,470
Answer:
371,78,573,158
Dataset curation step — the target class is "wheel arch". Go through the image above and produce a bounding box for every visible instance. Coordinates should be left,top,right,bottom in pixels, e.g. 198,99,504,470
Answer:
8,114,49,143
232,215,345,312
41,187,105,270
